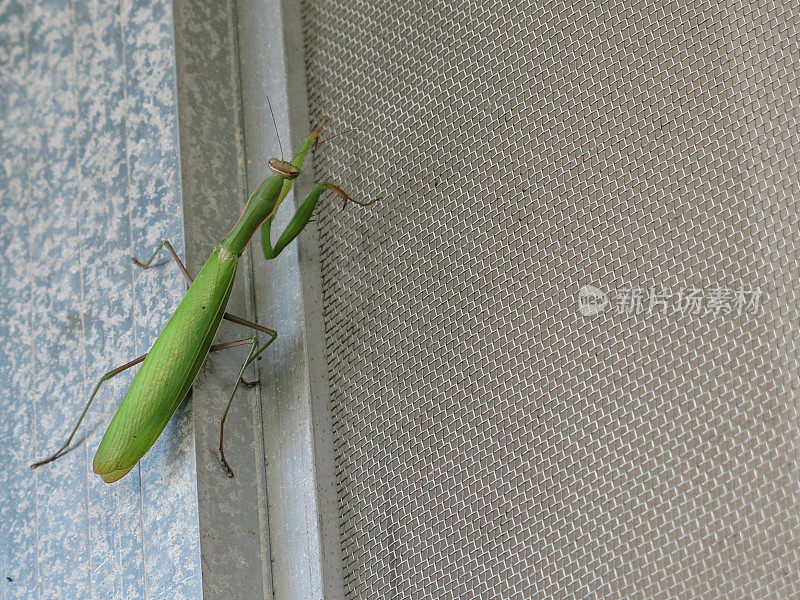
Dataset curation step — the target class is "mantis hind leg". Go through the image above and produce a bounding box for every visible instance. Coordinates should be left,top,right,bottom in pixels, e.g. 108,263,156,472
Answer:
29,336,273,470
30,354,149,469
218,330,277,478
261,182,378,260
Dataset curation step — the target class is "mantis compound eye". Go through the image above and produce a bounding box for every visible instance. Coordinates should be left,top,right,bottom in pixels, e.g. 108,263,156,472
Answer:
268,159,300,179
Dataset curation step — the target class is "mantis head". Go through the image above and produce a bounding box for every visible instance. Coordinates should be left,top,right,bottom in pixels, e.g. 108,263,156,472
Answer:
268,158,300,179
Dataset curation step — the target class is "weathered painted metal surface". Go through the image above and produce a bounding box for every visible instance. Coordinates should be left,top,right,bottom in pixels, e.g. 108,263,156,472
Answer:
0,1,203,598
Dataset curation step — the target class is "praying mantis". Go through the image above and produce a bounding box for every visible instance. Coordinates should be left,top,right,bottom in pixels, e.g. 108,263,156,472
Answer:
30,125,375,482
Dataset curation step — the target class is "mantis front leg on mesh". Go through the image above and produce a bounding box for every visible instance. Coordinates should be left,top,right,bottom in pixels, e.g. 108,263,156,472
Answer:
31,126,377,482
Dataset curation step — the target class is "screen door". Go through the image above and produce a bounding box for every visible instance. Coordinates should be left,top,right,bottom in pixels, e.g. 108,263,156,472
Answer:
301,1,800,598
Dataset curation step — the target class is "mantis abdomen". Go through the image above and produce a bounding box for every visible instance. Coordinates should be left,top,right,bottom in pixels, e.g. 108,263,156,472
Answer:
93,247,238,482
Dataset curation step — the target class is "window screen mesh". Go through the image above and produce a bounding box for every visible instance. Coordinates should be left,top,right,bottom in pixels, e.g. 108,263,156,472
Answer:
302,1,800,598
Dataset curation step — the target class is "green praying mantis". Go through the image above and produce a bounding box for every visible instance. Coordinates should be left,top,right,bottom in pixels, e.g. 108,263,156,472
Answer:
30,125,376,482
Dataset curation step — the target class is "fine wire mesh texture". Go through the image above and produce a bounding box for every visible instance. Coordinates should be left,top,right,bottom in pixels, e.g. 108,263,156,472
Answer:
302,1,800,598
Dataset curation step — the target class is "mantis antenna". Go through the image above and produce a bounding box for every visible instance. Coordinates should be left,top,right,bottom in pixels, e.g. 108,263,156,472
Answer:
266,95,284,159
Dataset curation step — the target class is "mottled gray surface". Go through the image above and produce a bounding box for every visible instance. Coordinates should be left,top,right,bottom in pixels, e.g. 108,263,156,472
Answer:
0,1,202,598
304,0,800,599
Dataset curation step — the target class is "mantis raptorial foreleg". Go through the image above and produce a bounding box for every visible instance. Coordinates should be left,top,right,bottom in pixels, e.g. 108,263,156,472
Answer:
262,182,377,259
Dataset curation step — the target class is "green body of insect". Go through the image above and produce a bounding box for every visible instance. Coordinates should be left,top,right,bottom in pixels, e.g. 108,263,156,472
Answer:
92,245,239,482
32,129,375,482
